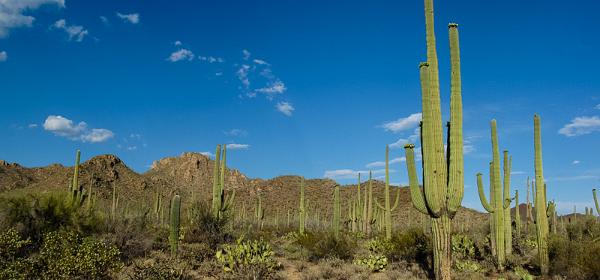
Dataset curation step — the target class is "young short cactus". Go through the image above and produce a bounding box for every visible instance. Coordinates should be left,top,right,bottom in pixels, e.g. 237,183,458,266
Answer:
403,1,464,277
593,189,599,216
547,201,557,234
170,194,181,256
255,193,264,229
533,114,549,275
212,145,236,219
376,146,400,239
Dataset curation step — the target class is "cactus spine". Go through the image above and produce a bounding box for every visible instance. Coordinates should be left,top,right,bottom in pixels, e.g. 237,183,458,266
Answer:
403,1,464,276
299,178,306,234
376,146,401,239
476,120,513,268
211,145,236,219
534,114,549,275
593,189,599,216
333,184,341,238
169,194,181,256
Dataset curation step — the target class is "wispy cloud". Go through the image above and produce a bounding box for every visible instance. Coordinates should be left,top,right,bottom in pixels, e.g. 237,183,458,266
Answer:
167,48,194,62
559,116,600,137
276,102,294,116
389,127,420,149
0,51,6,62
224,129,247,137
242,49,251,60
324,168,392,180
43,115,113,143
198,56,224,63
546,175,599,182
381,113,422,133
256,80,287,98
99,16,109,25
226,143,250,150
595,104,600,110
572,160,581,165
200,151,214,158
366,157,406,168
0,0,64,37
237,64,251,89
116,12,139,24
52,19,89,42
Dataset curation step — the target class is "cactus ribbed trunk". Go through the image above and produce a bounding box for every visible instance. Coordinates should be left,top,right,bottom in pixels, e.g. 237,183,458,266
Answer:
299,178,305,234
212,145,222,217
593,189,599,216
376,146,400,239
333,184,341,238
170,194,181,256
515,190,521,237
366,171,373,236
534,115,549,275
503,152,512,256
403,0,464,278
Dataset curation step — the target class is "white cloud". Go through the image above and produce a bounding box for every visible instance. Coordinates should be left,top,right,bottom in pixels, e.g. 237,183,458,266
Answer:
381,113,422,133
198,55,224,63
43,115,114,143
256,80,286,98
366,157,406,168
559,116,600,137
224,129,247,137
174,40,182,46
99,16,109,25
511,171,526,175
0,0,64,37
200,151,213,158
572,160,581,165
167,48,194,62
28,123,38,128
276,102,294,116
324,168,391,180
52,19,88,42
253,59,269,65
242,49,251,60
237,64,250,89
595,104,600,110
546,175,599,182
116,12,139,24
389,127,420,149
226,143,250,150
0,51,6,62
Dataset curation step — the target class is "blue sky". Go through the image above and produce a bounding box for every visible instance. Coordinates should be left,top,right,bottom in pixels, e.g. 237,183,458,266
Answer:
1,0,599,214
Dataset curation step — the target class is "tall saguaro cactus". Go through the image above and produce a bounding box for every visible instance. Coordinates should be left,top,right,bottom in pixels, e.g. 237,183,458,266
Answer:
534,114,549,275
299,178,306,234
376,146,400,239
403,1,464,277
365,171,374,236
476,120,513,268
333,184,341,238
170,194,181,256
211,145,236,219
526,177,533,234
515,190,521,237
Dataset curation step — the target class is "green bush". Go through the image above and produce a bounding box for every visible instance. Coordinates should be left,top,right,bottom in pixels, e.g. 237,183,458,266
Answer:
0,228,33,280
388,228,431,265
294,232,356,261
186,201,232,250
366,237,395,255
216,237,280,279
38,230,122,279
128,257,187,280
451,234,476,259
353,254,388,272
548,233,600,280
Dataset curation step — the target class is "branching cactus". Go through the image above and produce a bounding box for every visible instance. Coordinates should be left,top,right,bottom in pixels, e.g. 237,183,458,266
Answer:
212,145,236,219
170,194,181,256
299,178,306,234
533,114,549,275
376,145,400,239
593,189,599,216
403,1,464,276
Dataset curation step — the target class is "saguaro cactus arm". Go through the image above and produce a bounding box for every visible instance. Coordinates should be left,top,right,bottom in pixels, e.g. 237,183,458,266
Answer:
447,23,464,214
405,144,428,215
476,173,494,213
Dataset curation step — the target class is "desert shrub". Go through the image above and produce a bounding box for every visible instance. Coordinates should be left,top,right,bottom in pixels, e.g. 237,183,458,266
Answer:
451,234,477,259
353,254,388,272
0,228,33,279
37,230,122,279
388,228,431,266
366,237,395,255
127,254,188,280
453,259,481,272
0,193,103,246
548,233,600,280
294,232,356,261
185,201,232,250
216,237,280,279
514,266,534,280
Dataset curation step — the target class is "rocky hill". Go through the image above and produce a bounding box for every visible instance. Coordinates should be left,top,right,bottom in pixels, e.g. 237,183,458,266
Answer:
0,153,487,227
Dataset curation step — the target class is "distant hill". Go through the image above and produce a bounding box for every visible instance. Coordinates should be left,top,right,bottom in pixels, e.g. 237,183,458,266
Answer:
0,153,488,229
